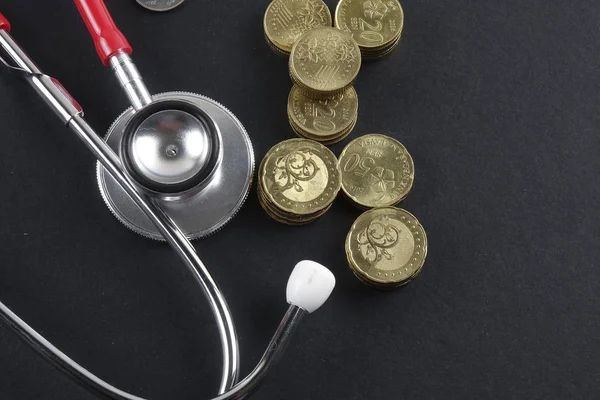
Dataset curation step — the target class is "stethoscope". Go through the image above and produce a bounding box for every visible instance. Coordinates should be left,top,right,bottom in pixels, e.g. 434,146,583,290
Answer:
0,1,336,399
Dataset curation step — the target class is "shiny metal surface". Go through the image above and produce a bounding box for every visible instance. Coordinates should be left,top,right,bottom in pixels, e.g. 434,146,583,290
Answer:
0,299,305,400
98,91,254,240
212,305,307,400
0,31,82,124
71,114,241,395
109,52,152,110
126,109,218,188
0,32,240,394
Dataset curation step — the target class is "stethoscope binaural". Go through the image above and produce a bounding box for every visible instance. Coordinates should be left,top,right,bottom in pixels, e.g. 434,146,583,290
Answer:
0,1,336,399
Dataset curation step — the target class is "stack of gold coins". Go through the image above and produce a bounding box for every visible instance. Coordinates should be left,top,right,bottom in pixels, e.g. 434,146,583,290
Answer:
258,138,342,224
334,0,404,59
338,134,414,209
289,27,361,99
345,207,427,289
263,0,332,56
287,85,358,145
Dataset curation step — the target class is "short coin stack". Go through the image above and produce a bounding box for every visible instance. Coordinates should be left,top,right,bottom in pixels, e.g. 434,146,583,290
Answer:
287,85,358,145
338,134,414,209
335,0,404,59
258,138,342,225
345,207,427,289
263,0,332,56
338,134,426,289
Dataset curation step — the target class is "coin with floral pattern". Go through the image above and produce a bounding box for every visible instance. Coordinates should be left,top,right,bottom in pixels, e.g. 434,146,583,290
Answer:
338,134,414,208
264,0,332,55
345,207,427,287
261,138,341,215
289,27,361,98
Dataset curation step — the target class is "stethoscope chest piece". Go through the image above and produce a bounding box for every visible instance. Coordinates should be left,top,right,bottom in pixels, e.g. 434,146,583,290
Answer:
98,92,254,240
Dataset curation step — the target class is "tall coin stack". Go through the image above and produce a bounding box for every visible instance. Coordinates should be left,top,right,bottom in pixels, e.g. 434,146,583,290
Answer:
287,27,361,143
264,0,363,146
335,0,404,59
258,139,342,225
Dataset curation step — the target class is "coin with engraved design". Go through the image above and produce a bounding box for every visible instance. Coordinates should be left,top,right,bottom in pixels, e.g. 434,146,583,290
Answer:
289,27,361,99
258,138,341,224
335,0,403,58
345,207,427,288
264,0,332,55
338,134,414,209
287,85,358,144
136,0,185,12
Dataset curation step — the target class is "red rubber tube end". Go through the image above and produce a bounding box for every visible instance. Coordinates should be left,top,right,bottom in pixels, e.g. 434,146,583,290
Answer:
0,12,11,32
74,0,132,66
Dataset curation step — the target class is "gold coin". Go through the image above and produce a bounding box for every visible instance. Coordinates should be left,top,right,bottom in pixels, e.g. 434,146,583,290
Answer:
261,138,341,215
264,0,332,55
287,85,358,140
335,0,404,51
289,27,361,98
289,111,356,145
257,167,333,224
345,207,427,286
347,245,424,289
258,181,331,224
361,34,401,59
265,32,290,57
338,134,414,208
317,117,356,145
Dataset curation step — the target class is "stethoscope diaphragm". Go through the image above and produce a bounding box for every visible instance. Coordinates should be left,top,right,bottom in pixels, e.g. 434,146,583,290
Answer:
98,92,254,240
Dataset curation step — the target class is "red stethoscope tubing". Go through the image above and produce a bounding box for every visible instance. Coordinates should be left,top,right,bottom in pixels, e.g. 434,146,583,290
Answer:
0,11,10,32
74,0,132,65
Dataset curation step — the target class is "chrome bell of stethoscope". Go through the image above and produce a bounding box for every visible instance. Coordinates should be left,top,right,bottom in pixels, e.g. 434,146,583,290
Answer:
0,1,336,399
89,24,254,240
98,68,255,240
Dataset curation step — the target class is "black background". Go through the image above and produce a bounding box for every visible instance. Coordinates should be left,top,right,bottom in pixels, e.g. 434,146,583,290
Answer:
0,0,599,399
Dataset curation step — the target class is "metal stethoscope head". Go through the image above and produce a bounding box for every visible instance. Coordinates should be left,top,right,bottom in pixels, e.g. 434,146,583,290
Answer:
0,1,336,399
123,102,222,194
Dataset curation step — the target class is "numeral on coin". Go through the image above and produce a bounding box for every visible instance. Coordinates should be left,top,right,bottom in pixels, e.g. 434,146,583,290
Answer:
343,153,376,177
358,18,384,43
313,101,337,132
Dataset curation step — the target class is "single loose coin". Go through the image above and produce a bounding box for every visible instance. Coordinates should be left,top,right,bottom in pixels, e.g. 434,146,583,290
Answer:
339,134,414,208
335,0,403,51
261,138,341,215
346,207,427,287
288,85,358,140
264,0,332,55
136,0,185,12
290,27,361,98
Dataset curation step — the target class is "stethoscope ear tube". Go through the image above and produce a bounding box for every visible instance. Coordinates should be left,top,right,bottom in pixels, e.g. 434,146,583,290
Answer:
74,0,132,66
